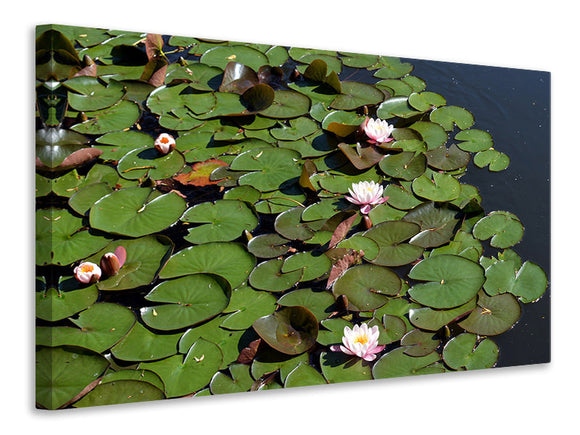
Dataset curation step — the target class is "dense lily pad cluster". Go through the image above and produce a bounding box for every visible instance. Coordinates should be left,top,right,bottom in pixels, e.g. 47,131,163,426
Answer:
35,24,548,409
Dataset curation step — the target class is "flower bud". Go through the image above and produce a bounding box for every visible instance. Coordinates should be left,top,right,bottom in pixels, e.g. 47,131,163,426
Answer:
74,262,101,284
154,133,176,154
100,253,121,276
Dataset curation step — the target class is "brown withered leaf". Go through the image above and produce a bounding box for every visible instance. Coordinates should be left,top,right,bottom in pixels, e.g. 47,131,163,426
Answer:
173,159,228,187
145,33,164,60
236,339,262,364
328,212,359,249
326,249,364,289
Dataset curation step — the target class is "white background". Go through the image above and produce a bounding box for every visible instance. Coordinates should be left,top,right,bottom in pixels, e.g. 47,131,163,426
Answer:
5,1,577,433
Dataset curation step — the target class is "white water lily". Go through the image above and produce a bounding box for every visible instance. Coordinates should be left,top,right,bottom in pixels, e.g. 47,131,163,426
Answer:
154,133,176,154
362,117,394,144
345,180,388,214
330,323,385,361
74,262,101,284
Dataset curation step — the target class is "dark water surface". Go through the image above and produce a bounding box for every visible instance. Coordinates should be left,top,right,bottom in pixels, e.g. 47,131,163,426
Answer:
402,58,551,367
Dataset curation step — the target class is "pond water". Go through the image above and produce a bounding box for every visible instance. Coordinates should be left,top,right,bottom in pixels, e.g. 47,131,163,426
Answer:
403,58,551,366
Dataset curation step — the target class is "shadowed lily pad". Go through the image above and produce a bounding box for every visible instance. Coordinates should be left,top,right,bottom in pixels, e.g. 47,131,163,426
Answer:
36,277,99,322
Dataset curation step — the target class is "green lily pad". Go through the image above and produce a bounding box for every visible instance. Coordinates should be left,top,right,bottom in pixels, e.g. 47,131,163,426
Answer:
374,57,413,78
458,291,522,336
271,117,319,141
278,288,337,321
253,306,319,355
66,77,125,111
36,346,109,410
408,91,446,111
409,299,476,331
281,251,332,282
379,151,427,181
117,147,185,181
320,351,373,384
285,362,327,388
182,199,258,244
247,233,292,258
36,303,136,353
111,322,182,362
160,242,256,289
455,129,494,152
95,130,154,160
73,377,165,407
274,207,315,241
141,274,231,331
220,285,278,331
473,149,510,171
36,208,111,266
408,254,485,309
336,235,380,261
259,90,311,119
376,96,422,119
400,329,440,357
472,211,524,249
442,333,499,370
372,347,443,379
36,277,99,322
89,187,186,237
210,363,254,395
139,338,223,398
200,46,269,71
403,202,461,248
332,264,401,311
68,182,113,215
249,258,303,292
408,121,448,150
165,62,222,91
412,172,461,202
363,221,424,266
424,144,471,171
483,260,548,303
330,81,384,110
385,182,423,210
71,99,141,135
251,348,309,383
85,235,173,291
230,147,302,192
430,105,475,131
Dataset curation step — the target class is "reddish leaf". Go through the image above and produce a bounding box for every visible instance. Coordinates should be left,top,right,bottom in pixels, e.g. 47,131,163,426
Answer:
326,249,364,289
145,33,164,60
329,212,359,249
173,159,228,186
236,339,262,364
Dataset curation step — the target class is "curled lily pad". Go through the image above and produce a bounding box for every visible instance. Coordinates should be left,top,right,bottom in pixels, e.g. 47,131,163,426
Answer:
408,254,485,309
252,306,319,355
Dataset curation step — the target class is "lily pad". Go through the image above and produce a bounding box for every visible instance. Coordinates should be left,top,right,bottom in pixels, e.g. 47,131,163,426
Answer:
210,364,254,395
424,144,471,171
430,105,475,131
473,149,510,171
281,251,332,282
221,285,278,330
458,291,521,336
330,81,384,111
332,264,401,311
200,46,269,71
36,346,109,410
182,199,258,244
36,277,99,322
408,254,485,309
117,147,185,181
372,347,443,379
403,202,461,248
139,338,223,398
320,351,373,384
89,187,186,237
71,99,141,135
111,322,182,362
36,303,136,353
363,221,424,266
277,288,337,322
274,207,315,241
472,211,524,249
483,260,548,303
284,362,327,388
249,258,303,292
247,233,292,258
259,90,311,119
400,329,440,357
409,299,476,331
253,306,319,355
160,242,256,289
455,129,494,152
73,377,165,407
379,151,427,181
141,274,231,330
412,172,461,202
442,333,499,370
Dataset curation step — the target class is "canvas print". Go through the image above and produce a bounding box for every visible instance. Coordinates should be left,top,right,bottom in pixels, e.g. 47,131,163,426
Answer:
35,24,550,409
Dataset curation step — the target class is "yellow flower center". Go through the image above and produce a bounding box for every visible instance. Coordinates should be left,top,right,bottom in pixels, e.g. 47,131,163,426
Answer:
80,264,94,273
353,334,369,345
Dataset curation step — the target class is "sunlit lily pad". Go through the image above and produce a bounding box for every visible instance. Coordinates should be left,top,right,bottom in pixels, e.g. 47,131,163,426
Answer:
281,251,332,282
141,274,231,330
376,96,421,119
363,221,424,266
408,254,485,309
409,299,476,331
455,129,494,152
403,202,461,248
412,172,461,202
285,362,328,388
89,187,186,237
442,333,499,370
249,258,303,292
71,99,141,135
221,285,277,330
277,288,337,321
253,306,318,355
36,277,99,322
379,151,427,181
73,376,165,407
66,77,125,111
259,90,311,119
117,147,185,181
182,199,258,244
483,260,548,303
408,91,446,111
332,264,401,311
210,363,254,395
160,242,256,289
374,57,413,78
473,149,510,171
458,291,521,335
430,105,474,131
200,46,269,71
111,322,182,362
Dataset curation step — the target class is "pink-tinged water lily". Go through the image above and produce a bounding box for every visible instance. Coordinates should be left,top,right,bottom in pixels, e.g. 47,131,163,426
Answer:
74,262,101,284
100,246,127,276
330,323,385,361
154,133,176,154
345,180,388,214
362,117,394,144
